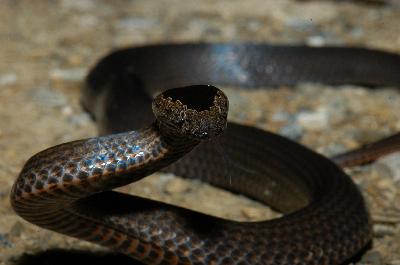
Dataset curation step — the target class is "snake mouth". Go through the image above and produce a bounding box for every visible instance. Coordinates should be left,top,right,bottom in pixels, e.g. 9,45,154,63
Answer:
162,85,219,111
152,85,229,140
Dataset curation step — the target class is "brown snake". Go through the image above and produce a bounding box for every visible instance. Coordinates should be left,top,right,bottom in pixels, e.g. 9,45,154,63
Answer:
10,44,400,265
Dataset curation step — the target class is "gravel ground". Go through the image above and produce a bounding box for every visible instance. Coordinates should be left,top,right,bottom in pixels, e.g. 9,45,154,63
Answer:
1,1,400,264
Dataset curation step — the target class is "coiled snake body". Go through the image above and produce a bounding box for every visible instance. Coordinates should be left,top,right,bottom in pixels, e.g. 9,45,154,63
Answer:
10,44,400,264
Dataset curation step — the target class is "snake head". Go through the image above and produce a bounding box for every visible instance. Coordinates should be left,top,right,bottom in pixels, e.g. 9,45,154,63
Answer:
152,85,228,140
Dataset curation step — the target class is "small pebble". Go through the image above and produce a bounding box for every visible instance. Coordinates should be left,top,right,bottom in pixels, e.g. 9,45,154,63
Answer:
117,17,159,30
279,122,303,140
61,0,95,11
322,143,348,157
164,178,191,194
286,19,315,32
350,27,365,38
271,110,291,122
50,68,86,82
61,106,73,116
77,15,98,28
296,107,329,131
0,234,12,248
0,73,17,86
67,113,92,127
360,250,383,265
325,97,350,125
396,120,400,130
375,152,400,183
354,130,391,145
373,223,396,237
30,87,67,108
306,36,326,47
241,207,264,220
246,19,261,32
9,221,24,237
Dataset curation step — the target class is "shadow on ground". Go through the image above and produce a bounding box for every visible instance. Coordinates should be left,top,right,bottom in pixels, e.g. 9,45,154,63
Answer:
12,249,143,265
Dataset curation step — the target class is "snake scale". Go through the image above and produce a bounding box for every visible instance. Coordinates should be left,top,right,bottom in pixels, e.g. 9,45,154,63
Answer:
10,44,400,264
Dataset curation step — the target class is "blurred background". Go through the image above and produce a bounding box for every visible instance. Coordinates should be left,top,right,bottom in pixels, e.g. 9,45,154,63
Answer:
0,1,400,264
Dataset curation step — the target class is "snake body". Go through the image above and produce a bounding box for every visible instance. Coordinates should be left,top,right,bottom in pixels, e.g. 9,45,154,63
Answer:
10,44,400,265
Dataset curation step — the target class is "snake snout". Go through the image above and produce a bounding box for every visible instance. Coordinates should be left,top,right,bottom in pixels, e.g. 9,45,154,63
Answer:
152,85,228,140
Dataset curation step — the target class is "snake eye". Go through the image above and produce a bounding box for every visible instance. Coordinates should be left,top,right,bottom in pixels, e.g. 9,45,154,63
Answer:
199,132,209,139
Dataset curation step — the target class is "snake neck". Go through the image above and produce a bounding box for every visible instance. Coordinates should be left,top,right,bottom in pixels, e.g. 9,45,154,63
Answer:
10,123,200,217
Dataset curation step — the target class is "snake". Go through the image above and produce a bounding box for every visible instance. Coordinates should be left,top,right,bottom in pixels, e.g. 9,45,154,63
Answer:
10,43,400,265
